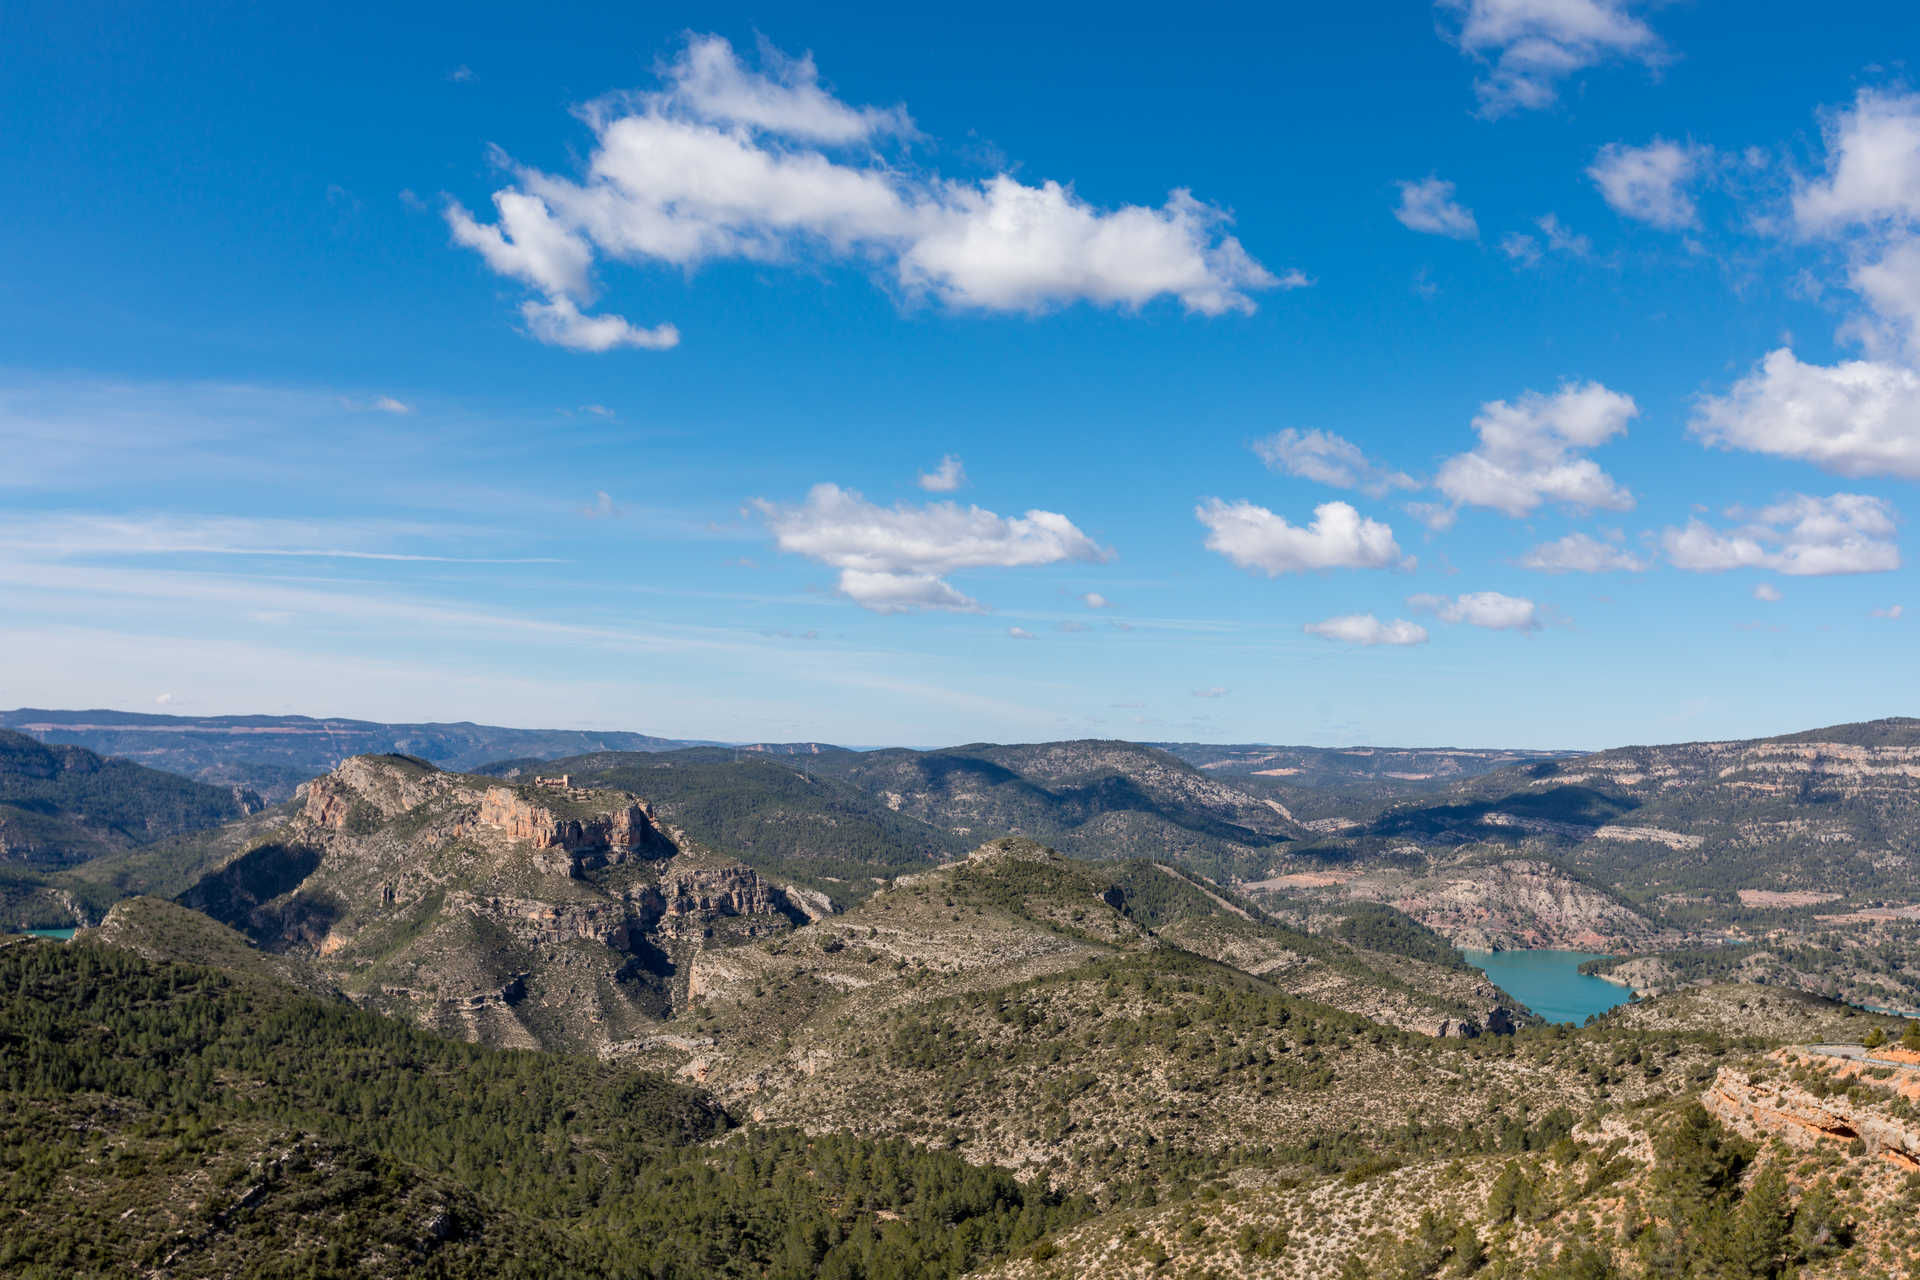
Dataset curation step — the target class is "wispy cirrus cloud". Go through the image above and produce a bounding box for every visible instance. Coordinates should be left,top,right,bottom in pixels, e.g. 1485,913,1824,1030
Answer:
1520,531,1646,573
1253,429,1417,497
1410,590,1541,630
1303,614,1429,646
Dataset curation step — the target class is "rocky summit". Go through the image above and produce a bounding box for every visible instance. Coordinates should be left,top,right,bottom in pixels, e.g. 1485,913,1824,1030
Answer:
173,753,816,1053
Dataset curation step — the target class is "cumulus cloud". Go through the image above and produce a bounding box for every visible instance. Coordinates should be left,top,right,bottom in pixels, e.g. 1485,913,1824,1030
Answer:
1409,590,1541,630
1692,348,1920,479
1435,381,1638,518
1253,429,1417,497
918,454,967,492
1082,592,1110,609
1792,90,1920,236
447,35,1286,349
1196,499,1409,575
1303,613,1429,646
1753,582,1782,602
1393,177,1478,239
1520,532,1646,572
1588,139,1708,229
1786,91,1920,360
1437,0,1664,117
1662,493,1900,576
751,482,1111,613
1006,626,1035,639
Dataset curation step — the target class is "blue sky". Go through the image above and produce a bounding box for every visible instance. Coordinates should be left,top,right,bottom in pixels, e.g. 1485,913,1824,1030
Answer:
2,0,1917,749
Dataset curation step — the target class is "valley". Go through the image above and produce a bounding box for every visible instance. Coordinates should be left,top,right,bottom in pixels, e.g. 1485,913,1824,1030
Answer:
6,712,1920,1276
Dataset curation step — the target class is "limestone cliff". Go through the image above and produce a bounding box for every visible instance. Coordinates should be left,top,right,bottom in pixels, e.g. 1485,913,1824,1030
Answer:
181,754,810,1054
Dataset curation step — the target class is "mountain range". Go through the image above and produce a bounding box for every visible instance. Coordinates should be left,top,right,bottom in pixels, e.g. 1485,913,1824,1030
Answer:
8,709,1920,1275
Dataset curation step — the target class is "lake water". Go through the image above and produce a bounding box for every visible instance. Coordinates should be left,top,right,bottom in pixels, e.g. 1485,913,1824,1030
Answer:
15,928,77,941
1461,949,1632,1025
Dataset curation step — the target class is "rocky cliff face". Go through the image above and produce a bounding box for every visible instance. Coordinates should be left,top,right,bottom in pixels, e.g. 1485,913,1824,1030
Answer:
1331,858,1662,951
183,754,811,1054
1706,1048,1920,1172
468,787,661,875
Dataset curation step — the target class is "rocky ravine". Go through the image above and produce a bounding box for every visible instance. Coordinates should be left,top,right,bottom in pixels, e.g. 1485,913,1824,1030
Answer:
178,754,814,1054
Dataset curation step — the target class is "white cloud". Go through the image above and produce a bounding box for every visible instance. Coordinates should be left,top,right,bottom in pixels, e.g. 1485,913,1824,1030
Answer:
1196,499,1409,575
448,35,1285,348
1792,90,1920,236
1588,139,1707,229
373,396,412,414
1435,381,1637,518
1192,686,1231,697
1303,613,1429,646
1520,532,1646,572
1692,348,1920,479
1007,626,1035,639
1502,215,1590,265
1873,603,1905,619
1536,212,1590,257
1847,239,1920,360
659,34,913,144
1753,582,1782,601
1501,232,1542,265
153,691,176,705
1437,0,1664,117
1082,592,1109,609
1253,428,1417,496
521,298,680,352
1409,590,1540,630
918,454,967,492
1393,177,1478,239
1662,493,1900,576
751,482,1110,613
580,490,622,519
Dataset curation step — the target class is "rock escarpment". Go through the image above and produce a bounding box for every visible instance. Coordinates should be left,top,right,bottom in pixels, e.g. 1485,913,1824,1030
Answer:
1706,1048,1920,1172
180,754,812,1054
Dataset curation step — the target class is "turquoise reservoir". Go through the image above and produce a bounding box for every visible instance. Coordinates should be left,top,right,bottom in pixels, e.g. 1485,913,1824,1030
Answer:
1461,949,1632,1025
16,928,77,940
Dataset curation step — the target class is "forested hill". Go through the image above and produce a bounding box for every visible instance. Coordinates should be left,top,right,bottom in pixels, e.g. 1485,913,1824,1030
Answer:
0,935,1083,1278
0,728,260,868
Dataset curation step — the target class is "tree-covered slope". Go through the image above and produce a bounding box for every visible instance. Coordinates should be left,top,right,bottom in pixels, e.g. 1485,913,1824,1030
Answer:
0,936,1086,1279
0,728,260,864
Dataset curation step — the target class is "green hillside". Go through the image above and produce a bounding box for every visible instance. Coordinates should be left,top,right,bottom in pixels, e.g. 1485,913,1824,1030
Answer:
0,936,1085,1279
